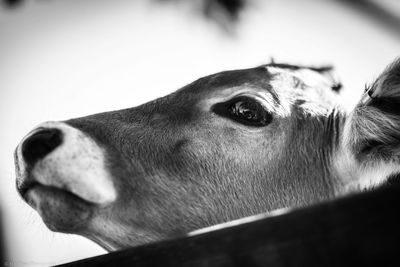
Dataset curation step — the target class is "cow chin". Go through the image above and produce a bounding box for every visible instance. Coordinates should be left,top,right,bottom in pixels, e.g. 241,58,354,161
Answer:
25,184,94,233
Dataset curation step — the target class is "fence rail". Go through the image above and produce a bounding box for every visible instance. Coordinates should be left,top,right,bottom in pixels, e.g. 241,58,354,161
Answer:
59,182,400,267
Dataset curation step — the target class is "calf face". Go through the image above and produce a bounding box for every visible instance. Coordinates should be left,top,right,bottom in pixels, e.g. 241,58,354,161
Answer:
14,59,400,250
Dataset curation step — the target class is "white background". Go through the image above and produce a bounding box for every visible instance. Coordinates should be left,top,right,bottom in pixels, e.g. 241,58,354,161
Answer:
1,0,399,265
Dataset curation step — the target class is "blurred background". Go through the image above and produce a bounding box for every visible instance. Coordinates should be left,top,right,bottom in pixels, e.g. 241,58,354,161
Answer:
0,0,399,265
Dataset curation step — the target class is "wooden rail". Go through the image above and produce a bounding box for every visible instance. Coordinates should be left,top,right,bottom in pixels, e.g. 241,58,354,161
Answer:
59,182,400,267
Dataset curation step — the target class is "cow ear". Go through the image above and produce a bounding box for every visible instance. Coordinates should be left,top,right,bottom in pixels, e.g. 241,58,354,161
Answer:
339,59,400,191
345,58,400,156
363,58,400,101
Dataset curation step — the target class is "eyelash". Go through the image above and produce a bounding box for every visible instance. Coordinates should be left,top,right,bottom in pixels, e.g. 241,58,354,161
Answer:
212,96,273,127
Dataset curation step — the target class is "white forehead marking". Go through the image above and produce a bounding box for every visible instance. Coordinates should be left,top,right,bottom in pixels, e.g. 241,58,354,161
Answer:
266,66,330,88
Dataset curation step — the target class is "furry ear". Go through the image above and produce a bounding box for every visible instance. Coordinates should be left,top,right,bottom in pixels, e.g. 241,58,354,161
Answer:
363,58,400,102
345,58,400,157
339,58,400,191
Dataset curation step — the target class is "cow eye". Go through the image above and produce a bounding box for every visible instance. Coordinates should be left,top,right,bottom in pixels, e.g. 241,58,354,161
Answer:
212,96,272,126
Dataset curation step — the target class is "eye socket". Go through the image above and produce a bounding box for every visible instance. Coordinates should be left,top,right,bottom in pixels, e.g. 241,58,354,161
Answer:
212,96,272,127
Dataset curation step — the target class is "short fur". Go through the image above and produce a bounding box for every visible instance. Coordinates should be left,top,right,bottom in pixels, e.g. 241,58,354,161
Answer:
15,58,400,251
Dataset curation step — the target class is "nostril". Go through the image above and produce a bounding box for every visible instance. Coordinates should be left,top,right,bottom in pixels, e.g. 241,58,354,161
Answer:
21,128,63,166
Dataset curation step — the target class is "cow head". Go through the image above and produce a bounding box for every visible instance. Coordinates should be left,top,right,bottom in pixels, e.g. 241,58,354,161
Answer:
14,59,400,250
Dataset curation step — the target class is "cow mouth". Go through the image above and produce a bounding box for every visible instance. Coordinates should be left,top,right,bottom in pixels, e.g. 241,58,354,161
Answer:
18,178,95,232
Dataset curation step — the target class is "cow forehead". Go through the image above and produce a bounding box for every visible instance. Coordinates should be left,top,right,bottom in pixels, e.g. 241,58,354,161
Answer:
174,66,337,110
173,67,271,97
179,65,333,95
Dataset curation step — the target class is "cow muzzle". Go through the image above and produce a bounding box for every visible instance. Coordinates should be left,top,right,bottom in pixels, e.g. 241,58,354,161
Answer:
15,121,117,210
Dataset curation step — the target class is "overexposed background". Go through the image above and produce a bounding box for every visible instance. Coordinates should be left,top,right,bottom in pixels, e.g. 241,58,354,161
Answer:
0,0,399,265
